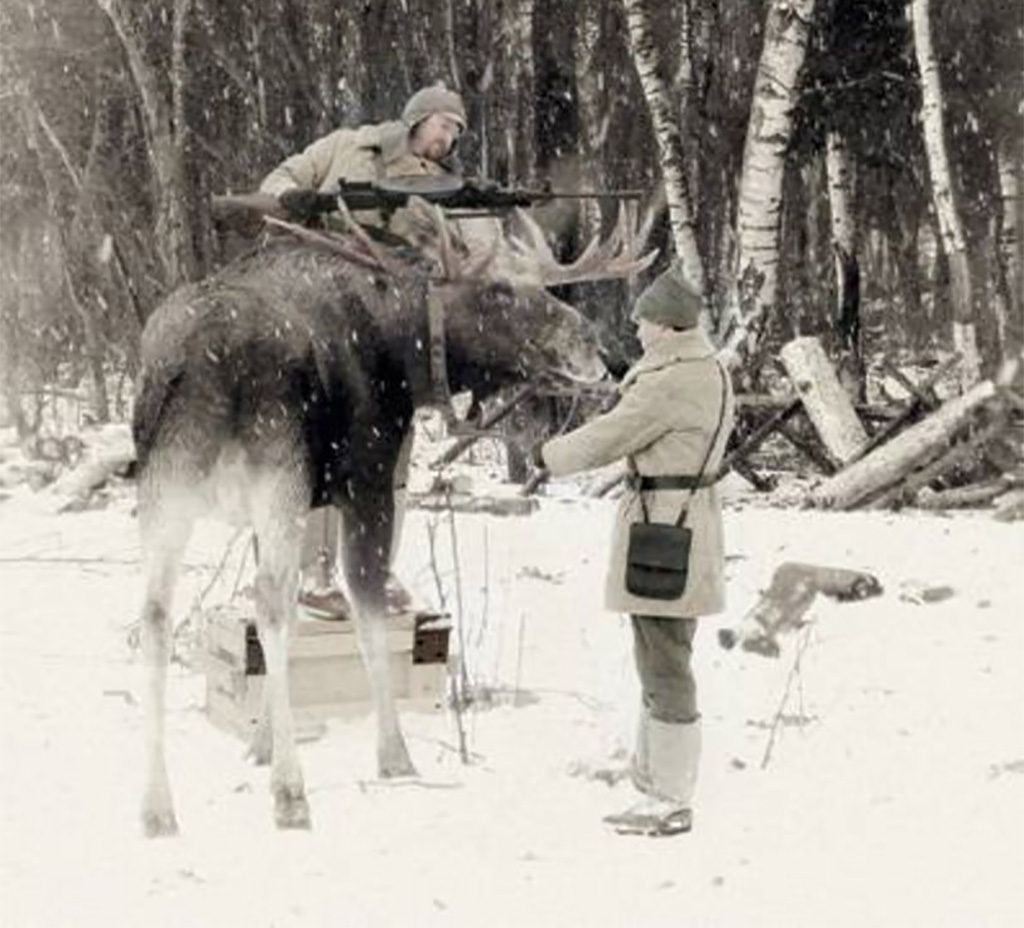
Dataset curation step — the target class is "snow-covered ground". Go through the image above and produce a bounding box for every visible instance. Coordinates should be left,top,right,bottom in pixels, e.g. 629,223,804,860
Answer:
1,449,1023,927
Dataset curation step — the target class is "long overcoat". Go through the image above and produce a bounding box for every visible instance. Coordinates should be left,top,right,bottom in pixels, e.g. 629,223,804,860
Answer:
541,328,735,618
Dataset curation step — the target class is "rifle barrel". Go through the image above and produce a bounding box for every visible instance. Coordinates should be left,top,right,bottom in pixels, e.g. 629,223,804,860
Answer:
538,189,646,200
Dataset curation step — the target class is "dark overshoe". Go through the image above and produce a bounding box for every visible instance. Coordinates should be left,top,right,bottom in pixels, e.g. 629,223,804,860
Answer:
298,587,352,620
384,575,415,614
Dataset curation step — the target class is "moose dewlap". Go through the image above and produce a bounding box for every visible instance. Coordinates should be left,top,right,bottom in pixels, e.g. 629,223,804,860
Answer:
203,605,451,738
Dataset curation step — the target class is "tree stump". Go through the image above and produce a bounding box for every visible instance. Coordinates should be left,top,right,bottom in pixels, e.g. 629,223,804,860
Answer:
780,336,869,466
718,562,882,657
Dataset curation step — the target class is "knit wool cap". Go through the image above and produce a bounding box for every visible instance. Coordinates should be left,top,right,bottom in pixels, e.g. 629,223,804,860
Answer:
402,84,467,129
631,260,703,330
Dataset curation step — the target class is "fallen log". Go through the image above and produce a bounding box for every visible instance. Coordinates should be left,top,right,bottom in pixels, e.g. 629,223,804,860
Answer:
780,336,868,466
719,398,801,477
915,476,1018,510
777,421,838,475
718,562,883,657
43,424,136,512
848,354,963,465
812,359,1019,509
994,489,1024,522
409,491,538,517
867,418,1010,510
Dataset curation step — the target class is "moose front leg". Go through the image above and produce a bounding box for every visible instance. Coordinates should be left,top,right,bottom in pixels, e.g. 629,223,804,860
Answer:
340,495,417,779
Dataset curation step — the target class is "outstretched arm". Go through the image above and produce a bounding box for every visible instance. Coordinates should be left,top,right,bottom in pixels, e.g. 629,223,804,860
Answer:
540,375,669,477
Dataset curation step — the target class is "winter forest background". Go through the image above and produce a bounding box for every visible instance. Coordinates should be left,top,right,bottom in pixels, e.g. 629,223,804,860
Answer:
0,0,1021,434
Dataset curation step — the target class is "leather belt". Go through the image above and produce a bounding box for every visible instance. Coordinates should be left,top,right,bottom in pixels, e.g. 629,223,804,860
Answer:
628,474,718,491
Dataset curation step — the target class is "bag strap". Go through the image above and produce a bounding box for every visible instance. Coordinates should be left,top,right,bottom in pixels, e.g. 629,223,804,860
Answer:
629,361,730,527
675,362,729,527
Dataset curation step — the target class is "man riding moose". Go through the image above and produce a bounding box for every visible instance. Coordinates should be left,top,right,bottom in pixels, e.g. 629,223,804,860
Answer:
259,83,471,623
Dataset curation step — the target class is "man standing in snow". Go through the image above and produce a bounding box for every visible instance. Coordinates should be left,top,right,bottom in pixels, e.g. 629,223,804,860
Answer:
259,84,467,619
535,261,735,836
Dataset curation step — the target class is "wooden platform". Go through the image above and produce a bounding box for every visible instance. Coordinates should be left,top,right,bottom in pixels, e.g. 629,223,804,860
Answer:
202,603,451,739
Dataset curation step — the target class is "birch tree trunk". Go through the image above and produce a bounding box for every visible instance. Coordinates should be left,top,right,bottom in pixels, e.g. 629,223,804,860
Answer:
574,0,607,243
621,0,704,290
825,131,854,305
996,137,1022,332
673,0,700,208
728,0,817,367
442,0,462,92
511,0,536,183
909,0,980,389
97,0,197,287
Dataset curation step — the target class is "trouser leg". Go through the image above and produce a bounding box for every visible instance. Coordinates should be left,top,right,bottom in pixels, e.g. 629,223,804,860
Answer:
628,615,701,805
630,615,698,724
299,506,341,584
299,428,414,578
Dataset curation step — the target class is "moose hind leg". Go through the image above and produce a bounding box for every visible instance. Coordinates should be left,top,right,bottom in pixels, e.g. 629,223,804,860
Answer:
138,510,192,837
341,496,416,779
252,493,311,829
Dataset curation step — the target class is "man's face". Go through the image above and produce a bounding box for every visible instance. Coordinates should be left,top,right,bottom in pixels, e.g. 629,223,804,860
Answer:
410,113,463,162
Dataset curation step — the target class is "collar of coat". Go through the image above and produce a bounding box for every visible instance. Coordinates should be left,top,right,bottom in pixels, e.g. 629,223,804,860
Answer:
620,327,718,390
353,120,417,168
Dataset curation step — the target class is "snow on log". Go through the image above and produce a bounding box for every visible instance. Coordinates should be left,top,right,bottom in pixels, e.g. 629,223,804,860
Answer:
780,336,868,466
811,376,1006,510
718,562,883,657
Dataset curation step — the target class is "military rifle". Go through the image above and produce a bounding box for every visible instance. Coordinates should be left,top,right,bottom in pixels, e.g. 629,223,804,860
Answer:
211,176,646,231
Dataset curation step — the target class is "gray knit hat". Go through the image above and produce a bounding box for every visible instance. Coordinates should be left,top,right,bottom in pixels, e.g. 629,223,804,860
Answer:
631,260,703,329
402,84,467,129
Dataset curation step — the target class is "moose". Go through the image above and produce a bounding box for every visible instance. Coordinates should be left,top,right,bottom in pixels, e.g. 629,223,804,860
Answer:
133,200,654,835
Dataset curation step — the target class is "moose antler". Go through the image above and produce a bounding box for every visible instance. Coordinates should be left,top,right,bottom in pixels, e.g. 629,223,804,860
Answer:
505,205,658,287
401,195,659,287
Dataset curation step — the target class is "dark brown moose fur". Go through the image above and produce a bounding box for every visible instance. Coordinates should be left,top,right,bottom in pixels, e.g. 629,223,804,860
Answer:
133,238,604,835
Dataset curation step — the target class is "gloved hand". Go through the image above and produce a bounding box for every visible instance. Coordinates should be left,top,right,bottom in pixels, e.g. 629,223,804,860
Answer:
278,188,331,225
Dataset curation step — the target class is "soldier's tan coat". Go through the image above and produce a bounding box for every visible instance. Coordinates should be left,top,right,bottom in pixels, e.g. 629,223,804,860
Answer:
542,328,735,618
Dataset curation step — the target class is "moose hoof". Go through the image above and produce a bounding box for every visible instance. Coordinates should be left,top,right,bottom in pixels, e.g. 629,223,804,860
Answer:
274,787,312,830
141,808,179,838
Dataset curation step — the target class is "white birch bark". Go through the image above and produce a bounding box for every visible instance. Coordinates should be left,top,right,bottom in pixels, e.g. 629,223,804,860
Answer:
825,130,854,306
621,0,704,290
909,0,980,388
727,0,817,366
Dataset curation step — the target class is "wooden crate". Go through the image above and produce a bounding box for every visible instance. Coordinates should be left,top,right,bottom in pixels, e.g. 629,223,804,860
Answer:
202,603,450,739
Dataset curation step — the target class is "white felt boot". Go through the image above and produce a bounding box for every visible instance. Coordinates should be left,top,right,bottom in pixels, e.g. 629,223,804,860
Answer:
603,713,701,836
